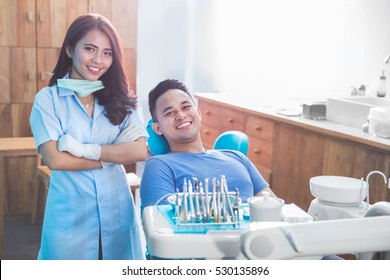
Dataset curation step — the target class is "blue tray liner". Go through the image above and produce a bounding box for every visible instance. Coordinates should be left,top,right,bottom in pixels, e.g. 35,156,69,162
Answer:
156,205,248,234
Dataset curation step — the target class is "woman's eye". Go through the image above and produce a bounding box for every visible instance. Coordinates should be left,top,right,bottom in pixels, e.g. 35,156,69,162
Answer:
104,51,112,56
85,47,95,52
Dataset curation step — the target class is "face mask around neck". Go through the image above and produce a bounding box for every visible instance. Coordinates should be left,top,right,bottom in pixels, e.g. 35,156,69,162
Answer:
57,78,105,97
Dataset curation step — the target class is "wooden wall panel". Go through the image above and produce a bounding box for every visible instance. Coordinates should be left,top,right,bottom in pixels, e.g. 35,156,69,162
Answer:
4,155,37,216
0,105,12,137
123,48,137,93
11,104,33,137
0,47,10,103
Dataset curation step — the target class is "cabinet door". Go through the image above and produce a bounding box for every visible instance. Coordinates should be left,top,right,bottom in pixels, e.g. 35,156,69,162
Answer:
89,0,137,49
323,137,390,203
36,0,89,48
37,48,61,90
200,124,221,149
0,0,36,47
10,47,37,103
272,124,325,211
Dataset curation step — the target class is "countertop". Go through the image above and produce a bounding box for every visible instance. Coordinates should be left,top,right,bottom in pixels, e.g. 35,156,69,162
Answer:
195,92,390,151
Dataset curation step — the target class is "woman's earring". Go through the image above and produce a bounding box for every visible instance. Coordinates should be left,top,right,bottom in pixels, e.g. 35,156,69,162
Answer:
66,49,72,58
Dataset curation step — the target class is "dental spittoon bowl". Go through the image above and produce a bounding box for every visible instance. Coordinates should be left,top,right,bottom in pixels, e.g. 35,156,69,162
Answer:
310,176,367,205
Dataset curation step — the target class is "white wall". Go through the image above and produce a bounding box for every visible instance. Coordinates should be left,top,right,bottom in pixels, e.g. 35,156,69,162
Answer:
137,0,390,121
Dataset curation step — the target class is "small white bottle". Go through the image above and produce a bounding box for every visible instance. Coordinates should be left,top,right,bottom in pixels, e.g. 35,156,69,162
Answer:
377,71,386,97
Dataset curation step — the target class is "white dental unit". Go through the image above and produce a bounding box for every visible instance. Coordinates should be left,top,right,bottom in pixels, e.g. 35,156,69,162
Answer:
142,172,390,259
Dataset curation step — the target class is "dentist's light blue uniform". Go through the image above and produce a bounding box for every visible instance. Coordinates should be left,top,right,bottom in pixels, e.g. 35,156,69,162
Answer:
29,83,147,260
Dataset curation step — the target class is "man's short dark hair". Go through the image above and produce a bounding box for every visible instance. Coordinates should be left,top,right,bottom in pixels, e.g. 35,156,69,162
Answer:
148,79,194,121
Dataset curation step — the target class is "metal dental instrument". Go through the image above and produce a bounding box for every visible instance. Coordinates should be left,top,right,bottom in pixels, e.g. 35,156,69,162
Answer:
199,182,206,223
211,178,217,219
175,188,180,224
194,182,201,222
204,178,210,221
222,175,234,222
193,178,203,222
182,180,189,224
216,179,222,223
187,180,195,222
233,187,240,226
220,178,227,222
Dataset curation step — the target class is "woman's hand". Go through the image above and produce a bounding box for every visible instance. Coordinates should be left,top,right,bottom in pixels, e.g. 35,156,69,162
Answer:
58,134,101,160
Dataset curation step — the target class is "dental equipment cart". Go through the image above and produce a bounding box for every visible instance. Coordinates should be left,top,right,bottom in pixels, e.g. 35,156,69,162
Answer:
142,203,390,260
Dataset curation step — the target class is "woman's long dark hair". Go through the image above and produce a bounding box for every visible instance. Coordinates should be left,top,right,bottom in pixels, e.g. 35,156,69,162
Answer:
49,13,137,125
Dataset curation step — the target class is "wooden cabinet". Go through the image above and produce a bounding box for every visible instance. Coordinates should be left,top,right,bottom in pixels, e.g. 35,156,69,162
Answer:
0,0,36,47
197,96,274,184
196,95,390,212
322,138,390,204
272,124,326,209
0,0,138,137
0,137,37,259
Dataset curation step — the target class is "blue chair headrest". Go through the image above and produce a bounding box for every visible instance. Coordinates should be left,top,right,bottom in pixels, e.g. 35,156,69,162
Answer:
146,119,170,155
213,130,249,156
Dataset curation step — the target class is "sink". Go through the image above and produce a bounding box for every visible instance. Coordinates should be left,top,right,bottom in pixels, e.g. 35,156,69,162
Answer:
326,96,390,128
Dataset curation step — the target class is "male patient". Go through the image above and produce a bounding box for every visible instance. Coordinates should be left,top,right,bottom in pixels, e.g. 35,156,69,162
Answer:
140,79,276,210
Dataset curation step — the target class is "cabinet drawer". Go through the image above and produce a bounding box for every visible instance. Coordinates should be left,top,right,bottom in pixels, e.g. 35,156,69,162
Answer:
200,124,221,149
247,136,273,169
199,102,245,131
245,115,274,141
254,164,272,185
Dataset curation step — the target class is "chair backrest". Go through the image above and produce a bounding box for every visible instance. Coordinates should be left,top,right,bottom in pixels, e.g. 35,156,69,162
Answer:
147,119,249,156
146,119,170,155
213,130,249,155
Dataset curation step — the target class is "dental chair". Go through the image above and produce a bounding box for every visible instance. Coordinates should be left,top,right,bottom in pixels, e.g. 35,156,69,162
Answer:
213,130,249,155
240,215,390,260
146,119,249,155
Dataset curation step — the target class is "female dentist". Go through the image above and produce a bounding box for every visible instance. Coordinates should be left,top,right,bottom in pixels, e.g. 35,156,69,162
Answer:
29,14,148,260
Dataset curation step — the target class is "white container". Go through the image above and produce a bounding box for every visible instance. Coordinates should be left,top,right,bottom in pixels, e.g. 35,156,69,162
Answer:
248,192,284,222
310,176,367,206
368,106,390,138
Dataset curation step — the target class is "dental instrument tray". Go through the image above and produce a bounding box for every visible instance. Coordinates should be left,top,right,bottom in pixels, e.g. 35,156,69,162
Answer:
164,191,243,234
